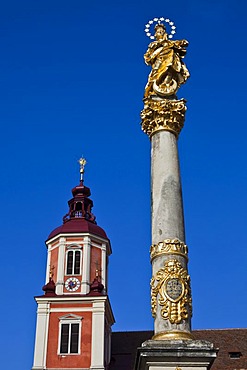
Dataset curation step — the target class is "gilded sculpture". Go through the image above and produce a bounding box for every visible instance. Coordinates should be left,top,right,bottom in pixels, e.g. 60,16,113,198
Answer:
144,20,189,98
141,18,190,138
151,259,192,324
78,157,87,181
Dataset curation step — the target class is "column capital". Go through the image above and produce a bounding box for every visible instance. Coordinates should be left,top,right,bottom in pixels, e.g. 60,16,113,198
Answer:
141,98,187,138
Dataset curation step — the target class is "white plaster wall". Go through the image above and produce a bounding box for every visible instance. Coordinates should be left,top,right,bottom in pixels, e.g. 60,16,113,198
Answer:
82,236,91,294
32,301,50,369
56,237,66,294
90,301,105,370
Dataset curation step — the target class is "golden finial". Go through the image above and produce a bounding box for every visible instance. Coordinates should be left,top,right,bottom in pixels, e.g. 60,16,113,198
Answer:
94,261,102,278
49,265,55,279
78,157,87,181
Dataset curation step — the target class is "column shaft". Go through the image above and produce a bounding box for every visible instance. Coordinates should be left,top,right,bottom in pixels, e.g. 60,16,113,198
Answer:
151,130,185,245
151,130,192,339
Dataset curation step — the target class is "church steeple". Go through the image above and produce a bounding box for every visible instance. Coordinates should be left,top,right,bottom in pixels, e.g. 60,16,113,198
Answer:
63,157,96,224
32,160,114,370
47,159,107,241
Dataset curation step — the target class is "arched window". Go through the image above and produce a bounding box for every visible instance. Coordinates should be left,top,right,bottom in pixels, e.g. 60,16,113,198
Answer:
75,202,83,217
66,250,81,275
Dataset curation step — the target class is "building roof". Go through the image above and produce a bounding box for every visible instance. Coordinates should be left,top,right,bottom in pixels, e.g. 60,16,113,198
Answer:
110,329,247,370
47,218,108,240
47,179,108,241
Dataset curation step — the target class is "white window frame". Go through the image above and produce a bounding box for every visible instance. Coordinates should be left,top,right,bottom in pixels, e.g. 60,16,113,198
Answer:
65,247,82,276
58,314,82,355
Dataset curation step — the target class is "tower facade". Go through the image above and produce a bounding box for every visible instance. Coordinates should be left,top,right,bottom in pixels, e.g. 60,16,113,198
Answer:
135,18,217,369
32,162,114,370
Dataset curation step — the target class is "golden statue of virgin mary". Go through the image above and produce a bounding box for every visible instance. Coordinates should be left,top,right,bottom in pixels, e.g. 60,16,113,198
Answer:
144,23,190,98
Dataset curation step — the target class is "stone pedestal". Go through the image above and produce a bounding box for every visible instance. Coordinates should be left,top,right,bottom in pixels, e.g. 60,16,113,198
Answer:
134,340,217,370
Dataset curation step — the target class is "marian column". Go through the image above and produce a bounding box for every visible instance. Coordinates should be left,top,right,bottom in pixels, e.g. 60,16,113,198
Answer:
135,17,217,369
142,17,191,341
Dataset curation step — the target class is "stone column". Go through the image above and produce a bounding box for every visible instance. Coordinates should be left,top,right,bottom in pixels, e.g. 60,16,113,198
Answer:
142,97,192,340
136,20,217,369
151,130,185,244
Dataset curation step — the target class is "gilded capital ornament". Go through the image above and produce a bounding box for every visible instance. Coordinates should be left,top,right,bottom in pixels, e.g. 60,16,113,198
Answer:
151,259,192,324
150,238,188,261
141,98,186,138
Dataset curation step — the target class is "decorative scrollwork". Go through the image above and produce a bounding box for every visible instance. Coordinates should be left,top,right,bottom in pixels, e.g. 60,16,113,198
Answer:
150,238,188,261
141,98,186,138
151,259,192,324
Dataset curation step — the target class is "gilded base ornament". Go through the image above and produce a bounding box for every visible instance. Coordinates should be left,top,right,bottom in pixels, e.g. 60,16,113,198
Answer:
151,259,192,324
152,330,193,341
150,238,188,261
141,97,186,138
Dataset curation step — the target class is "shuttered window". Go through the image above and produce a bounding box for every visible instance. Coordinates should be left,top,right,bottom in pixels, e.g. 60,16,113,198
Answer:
66,250,81,275
66,251,73,275
60,323,80,354
60,324,69,353
74,251,81,274
70,324,79,353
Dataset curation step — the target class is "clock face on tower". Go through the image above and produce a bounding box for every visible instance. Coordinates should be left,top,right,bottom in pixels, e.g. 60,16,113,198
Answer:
65,277,81,292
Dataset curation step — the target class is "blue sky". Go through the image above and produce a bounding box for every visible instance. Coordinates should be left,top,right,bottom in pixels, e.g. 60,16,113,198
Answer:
0,0,246,368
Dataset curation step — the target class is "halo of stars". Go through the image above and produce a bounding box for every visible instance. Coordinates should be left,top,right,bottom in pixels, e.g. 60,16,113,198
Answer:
144,17,176,40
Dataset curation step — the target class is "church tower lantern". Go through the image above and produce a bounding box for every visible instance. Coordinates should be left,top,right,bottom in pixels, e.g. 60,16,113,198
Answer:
32,159,115,370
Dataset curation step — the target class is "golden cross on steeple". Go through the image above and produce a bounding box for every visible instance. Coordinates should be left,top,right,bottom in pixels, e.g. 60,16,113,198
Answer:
78,157,87,182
